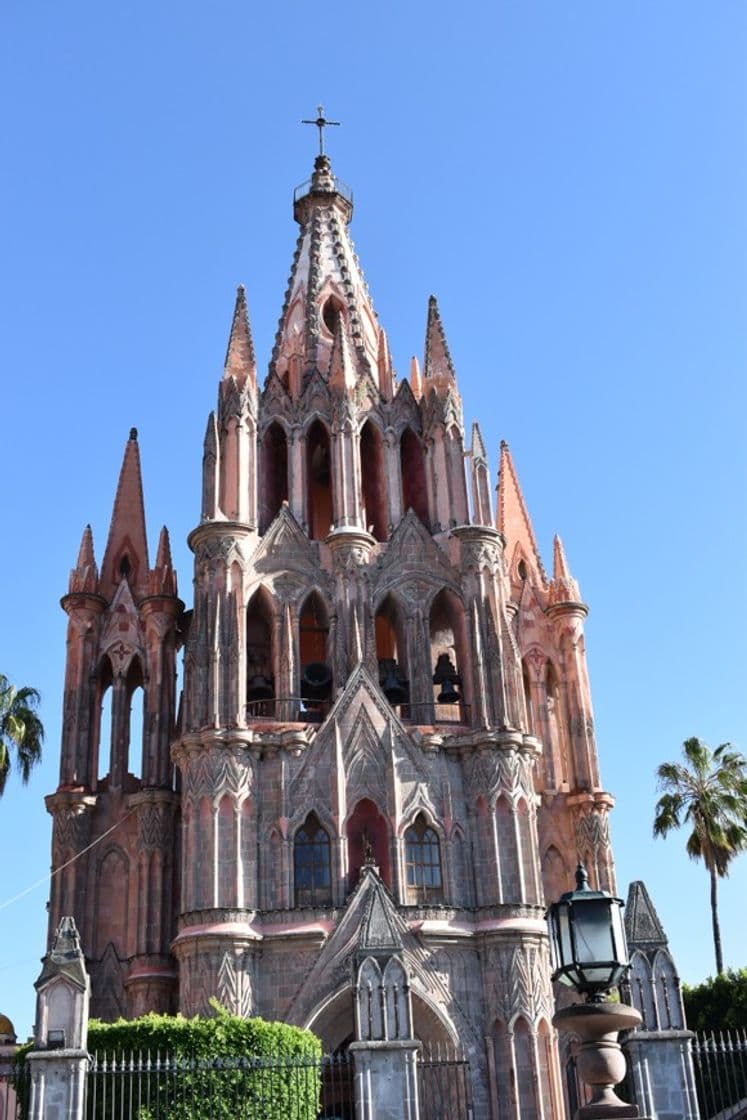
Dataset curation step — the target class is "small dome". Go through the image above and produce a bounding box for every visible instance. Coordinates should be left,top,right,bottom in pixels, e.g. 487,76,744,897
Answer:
0,1014,16,1043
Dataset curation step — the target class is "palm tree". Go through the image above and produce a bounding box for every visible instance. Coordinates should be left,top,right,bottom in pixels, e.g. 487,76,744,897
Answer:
0,673,44,796
654,737,747,975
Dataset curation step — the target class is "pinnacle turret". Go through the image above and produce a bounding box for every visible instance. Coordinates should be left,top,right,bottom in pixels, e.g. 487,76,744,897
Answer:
68,524,98,594
409,355,423,399
100,428,150,599
423,295,456,390
548,534,582,605
377,328,394,400
223,285,256,387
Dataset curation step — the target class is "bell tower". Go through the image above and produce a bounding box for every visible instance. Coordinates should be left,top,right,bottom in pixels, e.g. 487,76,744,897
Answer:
47,429,182,1019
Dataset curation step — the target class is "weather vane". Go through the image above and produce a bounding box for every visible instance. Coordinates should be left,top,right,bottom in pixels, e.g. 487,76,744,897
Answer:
302,105,340,156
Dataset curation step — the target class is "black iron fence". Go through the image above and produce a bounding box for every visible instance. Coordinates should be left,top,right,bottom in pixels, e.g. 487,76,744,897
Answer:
1,1043,477,1120
692,1030,747,1120
0,1051,352,1120
418,1042,473,1120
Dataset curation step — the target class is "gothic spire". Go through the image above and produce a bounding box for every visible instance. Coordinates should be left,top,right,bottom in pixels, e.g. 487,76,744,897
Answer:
497,440,546,584
269,153,381,395
223,284,256,388
100,428,150,599
423,295,456,389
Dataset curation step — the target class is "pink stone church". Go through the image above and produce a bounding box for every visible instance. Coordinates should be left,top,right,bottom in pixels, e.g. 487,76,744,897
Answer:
47,151,618,1117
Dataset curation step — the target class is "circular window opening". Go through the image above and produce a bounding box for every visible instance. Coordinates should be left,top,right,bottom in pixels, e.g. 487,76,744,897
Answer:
321,296,343,336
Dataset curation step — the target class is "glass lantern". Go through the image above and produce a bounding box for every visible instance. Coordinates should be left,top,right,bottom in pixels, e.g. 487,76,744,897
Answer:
546,863,630,1001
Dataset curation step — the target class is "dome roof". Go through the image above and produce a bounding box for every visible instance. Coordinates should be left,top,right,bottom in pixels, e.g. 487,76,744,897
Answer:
0,1014,16,1042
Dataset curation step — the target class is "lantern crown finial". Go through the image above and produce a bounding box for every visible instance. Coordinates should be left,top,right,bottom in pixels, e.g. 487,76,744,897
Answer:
576,862,590,891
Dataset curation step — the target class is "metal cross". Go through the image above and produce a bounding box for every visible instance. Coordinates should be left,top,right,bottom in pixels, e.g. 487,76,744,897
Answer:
301,105,340,156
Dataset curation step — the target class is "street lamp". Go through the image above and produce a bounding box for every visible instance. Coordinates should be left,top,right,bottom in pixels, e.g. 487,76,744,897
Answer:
547,864,643,1119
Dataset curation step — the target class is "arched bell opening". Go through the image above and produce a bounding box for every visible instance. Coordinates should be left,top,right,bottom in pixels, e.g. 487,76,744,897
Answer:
546,660,570,788
93,655,114,789
429,589,468,723
346,798,391,893
246,588,275,718
259,422,288,533
375,594,410,715
125,656,144,782
306,419,333,540
298,592,332,721
400,427,429,527
522,659,535,734
360,420,388,541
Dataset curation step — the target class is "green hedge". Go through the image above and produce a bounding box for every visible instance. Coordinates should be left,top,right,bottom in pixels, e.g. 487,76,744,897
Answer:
18,1003,323,1120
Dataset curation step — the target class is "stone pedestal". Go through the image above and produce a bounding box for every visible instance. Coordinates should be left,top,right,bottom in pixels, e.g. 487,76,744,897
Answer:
623,1031,699,1120
554,1002,644,1120
349,1039,421,1120
26,1051,88,1120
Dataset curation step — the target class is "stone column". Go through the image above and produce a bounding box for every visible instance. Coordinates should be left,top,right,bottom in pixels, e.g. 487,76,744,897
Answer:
27,917,90,1120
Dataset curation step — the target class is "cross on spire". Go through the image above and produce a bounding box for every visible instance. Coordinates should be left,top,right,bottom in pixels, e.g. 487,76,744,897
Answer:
302,105,340,156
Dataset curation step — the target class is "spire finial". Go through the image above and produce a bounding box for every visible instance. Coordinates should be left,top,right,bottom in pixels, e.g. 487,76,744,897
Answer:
301,105,341,156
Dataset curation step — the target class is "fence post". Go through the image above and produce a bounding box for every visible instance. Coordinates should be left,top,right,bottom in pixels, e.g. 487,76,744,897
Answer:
25,916,90,1120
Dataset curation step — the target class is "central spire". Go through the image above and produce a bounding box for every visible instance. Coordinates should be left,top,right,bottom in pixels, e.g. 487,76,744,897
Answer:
271,149,380,393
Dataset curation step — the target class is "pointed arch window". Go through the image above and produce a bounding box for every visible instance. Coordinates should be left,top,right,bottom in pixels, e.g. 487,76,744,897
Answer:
306,419,333,540
400,427,429,526
404,814,443,903
260,422,289,533
360,420,388,541
294,812,332,907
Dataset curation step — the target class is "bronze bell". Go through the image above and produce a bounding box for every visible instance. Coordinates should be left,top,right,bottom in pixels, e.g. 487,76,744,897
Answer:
247,673,274,701
380,659,408,706
302,661,333,701
433,653,461,704
436,677,461,704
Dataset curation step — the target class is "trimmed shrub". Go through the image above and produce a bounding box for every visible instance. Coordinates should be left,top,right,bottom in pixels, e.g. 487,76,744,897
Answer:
18,1003,323,1120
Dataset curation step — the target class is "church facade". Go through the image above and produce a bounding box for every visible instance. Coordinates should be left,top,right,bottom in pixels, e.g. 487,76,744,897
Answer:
47,152,618,1117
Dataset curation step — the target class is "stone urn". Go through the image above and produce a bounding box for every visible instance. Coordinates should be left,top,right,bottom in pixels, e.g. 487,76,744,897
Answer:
553,1001,642,1119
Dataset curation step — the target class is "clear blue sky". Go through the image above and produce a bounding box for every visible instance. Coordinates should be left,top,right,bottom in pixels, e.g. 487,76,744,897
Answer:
1,1,745,1041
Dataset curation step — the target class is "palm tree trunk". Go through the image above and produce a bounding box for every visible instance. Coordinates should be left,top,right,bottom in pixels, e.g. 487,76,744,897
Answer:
710,865,724,975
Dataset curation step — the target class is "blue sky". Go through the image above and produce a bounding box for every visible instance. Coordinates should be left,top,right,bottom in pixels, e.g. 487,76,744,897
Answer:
1,1,745,1040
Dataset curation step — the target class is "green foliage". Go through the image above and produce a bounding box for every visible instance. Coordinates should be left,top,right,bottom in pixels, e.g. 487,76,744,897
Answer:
15,1005,323,1120
0,673,44,795
683,967,747,1032
87,1001,321,1061
85,1003,322,1119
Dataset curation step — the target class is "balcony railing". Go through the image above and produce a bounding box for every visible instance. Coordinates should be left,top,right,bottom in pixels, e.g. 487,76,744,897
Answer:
245,696,471,727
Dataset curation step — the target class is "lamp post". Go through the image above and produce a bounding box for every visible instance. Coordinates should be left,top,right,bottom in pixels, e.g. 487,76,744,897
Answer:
547,865,643,1120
